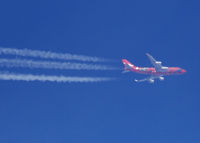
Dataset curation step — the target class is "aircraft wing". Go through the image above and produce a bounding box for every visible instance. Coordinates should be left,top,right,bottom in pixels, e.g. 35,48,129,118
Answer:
135,76,156,83
135,75,164,83
146,53,163,71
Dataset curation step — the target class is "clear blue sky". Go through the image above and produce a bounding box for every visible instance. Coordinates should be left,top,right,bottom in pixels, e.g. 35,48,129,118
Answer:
0,0,200,143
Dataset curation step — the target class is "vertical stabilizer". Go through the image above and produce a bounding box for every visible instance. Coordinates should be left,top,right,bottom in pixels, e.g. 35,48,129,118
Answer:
122,59,135,72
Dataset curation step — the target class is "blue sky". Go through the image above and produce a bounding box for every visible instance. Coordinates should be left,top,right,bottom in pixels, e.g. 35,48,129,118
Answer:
0,0,200,143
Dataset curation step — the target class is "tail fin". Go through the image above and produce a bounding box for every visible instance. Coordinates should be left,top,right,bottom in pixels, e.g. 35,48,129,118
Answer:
122,59,135,72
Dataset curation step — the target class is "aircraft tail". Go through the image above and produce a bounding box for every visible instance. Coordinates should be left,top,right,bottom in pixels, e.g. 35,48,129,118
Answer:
122,59,136,72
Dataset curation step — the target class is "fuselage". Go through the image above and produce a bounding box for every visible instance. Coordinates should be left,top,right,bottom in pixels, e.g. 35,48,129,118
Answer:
129,66,186,76
122,59,186,76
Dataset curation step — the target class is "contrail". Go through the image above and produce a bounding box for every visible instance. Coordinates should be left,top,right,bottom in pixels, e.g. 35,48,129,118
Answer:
0,47,110,62
0,72,114,83
0,58,118,70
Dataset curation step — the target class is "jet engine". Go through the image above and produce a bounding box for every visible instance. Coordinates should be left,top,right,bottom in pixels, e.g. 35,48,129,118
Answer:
149,79,154,83
155,61,162,64
159,76,164,81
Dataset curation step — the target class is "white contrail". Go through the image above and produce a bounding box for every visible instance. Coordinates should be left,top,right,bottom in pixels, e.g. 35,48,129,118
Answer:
0,47,110,62
0,72,114,83
0,58,118,70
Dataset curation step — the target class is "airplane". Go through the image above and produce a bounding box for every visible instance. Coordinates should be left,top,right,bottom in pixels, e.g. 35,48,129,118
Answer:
122,53,186,83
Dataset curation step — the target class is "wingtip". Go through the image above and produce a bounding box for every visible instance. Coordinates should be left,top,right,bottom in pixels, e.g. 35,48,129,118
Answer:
146,53,153,58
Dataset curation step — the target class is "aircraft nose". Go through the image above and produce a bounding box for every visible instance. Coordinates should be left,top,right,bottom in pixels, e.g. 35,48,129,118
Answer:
182,69,186,73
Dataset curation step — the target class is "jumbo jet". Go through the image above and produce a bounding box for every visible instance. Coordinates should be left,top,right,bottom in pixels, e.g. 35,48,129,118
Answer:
122,53,186,83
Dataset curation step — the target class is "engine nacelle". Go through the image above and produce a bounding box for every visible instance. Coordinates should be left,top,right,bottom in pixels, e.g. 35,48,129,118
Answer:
149,79,154,83
159,77,164,81
155,61,162,64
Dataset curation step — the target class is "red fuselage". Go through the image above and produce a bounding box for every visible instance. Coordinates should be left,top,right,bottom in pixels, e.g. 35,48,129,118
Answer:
122,59,186,76
129,67,186,76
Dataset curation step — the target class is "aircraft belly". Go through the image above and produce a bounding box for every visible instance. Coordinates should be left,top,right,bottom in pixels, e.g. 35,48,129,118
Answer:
135,67,172,75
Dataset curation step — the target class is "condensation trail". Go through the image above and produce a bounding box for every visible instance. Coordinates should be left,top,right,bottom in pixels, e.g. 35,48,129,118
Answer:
0,72,114,83
0,47,109,62
0,59,118,70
